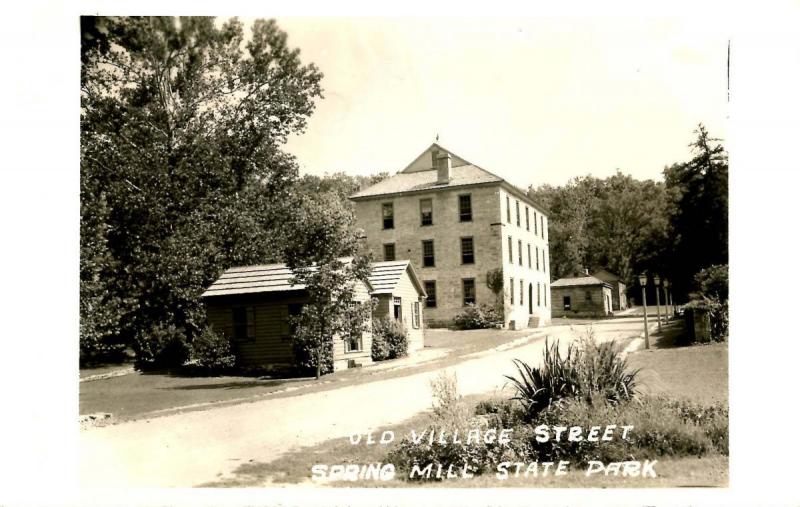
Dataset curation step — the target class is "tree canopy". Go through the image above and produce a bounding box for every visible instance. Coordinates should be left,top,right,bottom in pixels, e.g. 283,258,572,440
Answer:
80,16,324,363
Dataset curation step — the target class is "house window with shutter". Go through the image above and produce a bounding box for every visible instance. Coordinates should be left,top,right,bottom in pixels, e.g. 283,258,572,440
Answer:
412,301,421,329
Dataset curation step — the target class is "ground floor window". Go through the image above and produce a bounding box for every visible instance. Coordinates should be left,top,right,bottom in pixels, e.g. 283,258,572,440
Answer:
393,297,403,322
537,282,541,306
424,280,437,308
463,279,476,306
520,279,524,306
232,306,255,340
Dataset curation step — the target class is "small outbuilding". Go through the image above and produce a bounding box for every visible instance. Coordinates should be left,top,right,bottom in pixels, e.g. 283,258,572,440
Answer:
201,260,426,373
592,268,628,311
550,275,613,318
367,260,427,353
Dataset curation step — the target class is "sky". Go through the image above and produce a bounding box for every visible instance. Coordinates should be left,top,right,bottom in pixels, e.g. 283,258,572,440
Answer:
268,17,729,189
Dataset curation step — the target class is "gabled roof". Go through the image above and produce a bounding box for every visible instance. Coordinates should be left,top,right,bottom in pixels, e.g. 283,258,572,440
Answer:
367,260,426,297
592,268,622,283
201,260,423,299
349,142,548,214
551,275,610,288
349,164,502,199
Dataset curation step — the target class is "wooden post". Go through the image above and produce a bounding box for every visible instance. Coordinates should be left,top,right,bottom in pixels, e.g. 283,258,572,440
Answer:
641,286,650,349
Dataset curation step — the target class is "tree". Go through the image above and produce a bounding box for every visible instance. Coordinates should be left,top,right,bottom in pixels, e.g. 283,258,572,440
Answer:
283,192,375,379
663,124,729,299
80,17,324,363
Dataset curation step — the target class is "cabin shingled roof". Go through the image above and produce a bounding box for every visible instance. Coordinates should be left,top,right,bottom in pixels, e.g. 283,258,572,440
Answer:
551,275,610,288
202,260,425,298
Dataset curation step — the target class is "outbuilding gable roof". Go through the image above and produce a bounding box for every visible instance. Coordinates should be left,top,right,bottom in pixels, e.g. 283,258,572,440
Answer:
202,260,423,299
367,260,426,297
592,268,622,282
551,275,610,288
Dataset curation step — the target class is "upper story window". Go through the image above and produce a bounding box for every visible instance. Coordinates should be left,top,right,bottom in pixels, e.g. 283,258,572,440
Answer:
527,244,532,268
518,239,523,266
543,250,547,273
516,200,521,227
520,279,524,306
420,198,433,226
536,247,540,270
463,278,476,306
383,243,395,262
510,277,515,305
382,203,394,229
525,207,530,231
544,283,548,306
461,237,475,264
422,240,435,267
507,236,513,263
541,215,545,239
424,280,437,308
506,196,511,223
534,210,538,235
459,194,472,222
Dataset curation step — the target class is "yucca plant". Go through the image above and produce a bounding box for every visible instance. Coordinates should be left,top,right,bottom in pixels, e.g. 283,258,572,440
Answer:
505,333,639,419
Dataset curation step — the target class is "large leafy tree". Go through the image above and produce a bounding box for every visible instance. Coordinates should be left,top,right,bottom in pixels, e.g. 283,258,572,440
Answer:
663,124,729,299
80,17,323,363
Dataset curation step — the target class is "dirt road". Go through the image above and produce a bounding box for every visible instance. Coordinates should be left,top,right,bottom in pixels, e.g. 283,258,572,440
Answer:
80,317,648,488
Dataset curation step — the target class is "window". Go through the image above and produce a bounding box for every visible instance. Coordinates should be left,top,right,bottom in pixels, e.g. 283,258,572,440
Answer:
382,203,394,229
544,284,548,306
510,277,515,305
563,295,571,310
461,237,475,264
585,290,592,302
393,297,403,322
506,196,511,223
516,200,521,227
422,240,435,267
424,281,437,308
534,210,538,235
520,279,524,306
541,216,545,238
463,279,476,306
518,240,523,266
383,243,395,261
527,244,532,268
525,207,530,231
420,198,433,226
412,302,421,329
536,247,540,270
537,283,541,306
543,250,547,273
344,305,363,352
507,236,513,263
232,306,255,341
459,194,472,222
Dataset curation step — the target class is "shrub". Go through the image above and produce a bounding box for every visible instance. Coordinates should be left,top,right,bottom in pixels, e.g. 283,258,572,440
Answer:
685,297,728,343
453,303,503,330
133,323,190,370
292,333,334,377
695,264,728,302
188,326,236,373
371,316,408,361
504,332,638,419
388,372,513,481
